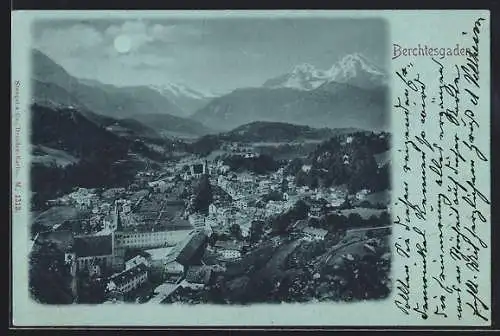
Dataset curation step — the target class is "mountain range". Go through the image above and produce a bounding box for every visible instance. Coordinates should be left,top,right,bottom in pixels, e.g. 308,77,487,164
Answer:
31,49,184,117
29,49,390,208
31,49,218,137
262,53,387,91
150,83,216,115
191,53,389,131
32,49,388,134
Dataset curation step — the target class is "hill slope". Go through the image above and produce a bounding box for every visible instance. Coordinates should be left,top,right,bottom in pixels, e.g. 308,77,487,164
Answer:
192,83,388,131
30,104,170,209
223,121,359,143
31,49,185,118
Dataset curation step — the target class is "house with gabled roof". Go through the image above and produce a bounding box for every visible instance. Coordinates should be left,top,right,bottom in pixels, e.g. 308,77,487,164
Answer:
106,263,148,295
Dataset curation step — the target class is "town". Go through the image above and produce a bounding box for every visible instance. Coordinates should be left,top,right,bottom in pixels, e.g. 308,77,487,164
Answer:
30,133,392,305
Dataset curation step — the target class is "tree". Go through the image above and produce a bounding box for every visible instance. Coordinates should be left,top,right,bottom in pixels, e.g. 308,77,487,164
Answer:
347,213,364,228
367,215,380,228
249,220,265,244
271,200,309,234
29,242,74,304
192,175,213,215
78,276,106,304
263,190,284,202
229,224,243,240
378,211,391,226
280,178,289,193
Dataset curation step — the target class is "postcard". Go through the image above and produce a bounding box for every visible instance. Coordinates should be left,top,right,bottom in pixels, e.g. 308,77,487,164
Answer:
10,10,491,327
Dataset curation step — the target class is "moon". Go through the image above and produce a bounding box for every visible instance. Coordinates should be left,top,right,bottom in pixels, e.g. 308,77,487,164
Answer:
113,35,132,54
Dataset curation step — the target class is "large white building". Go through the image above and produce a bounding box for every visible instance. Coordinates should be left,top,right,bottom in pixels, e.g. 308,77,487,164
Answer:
213,241,243,261
106,264,148,295
302,227,328,240
188,213,205,229
114,229,192,250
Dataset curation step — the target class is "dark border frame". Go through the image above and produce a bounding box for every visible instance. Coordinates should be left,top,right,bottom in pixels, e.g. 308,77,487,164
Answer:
9,1,500,332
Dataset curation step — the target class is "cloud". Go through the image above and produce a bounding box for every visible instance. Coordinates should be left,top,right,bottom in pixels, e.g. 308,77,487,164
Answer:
34,23,104,58
103,20,204,52
34,20,205,62
104,20,153,51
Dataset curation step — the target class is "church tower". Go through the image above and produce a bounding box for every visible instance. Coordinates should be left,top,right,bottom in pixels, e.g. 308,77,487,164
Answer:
204,160,209,175
114,201,123,232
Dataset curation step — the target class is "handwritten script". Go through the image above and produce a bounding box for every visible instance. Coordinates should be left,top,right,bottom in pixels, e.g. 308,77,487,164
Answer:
393,17,490,323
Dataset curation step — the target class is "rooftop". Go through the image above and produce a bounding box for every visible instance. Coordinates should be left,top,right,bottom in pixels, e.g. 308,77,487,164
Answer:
73,234,113,257
144,247,175,261
165,230,208,265
291,219,309,231
136,198,163,213
126,255,148,268
109,264,148,288
214,240,244,251
185,265,212,284
119,223,190,233
302,227,328,237
192,164,204,174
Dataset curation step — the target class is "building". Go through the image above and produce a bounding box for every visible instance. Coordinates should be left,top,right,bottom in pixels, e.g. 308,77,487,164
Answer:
183,265,213,288
117,199,132,214
301,165,312,173
208,204,218,217
213,240,243,261
203,219,214,238
355,189,371,201
257,180,272,195
205,215,218,228
63,251,78,301
343,226,391,242
164,260,184,276
308,205,324,218
102,214,115,231
102,202,123,232
101,187,126,200
138,247,176,279
148,180,168,193
148,283,181,303
235,199,248,210
289,219,309,232
114,228,192,250
106,263,148,295
188,213,205,229
88,264,102,277
237,173,255,183
125,255,149,270
183,161,208,180
164,229,209,266
68,188,99,209
72,234,115,271
302,227,328,240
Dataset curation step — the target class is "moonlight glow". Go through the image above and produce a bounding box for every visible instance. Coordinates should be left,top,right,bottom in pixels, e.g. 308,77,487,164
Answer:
113,35,132,54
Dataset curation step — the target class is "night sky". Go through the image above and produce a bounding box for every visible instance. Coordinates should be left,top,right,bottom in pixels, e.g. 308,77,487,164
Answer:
33,16,388,94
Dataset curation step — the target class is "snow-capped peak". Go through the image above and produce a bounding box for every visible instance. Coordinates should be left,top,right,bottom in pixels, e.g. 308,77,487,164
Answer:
327,53,385,84
263,53,387,91
291,63,318,75
151,82,215,100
